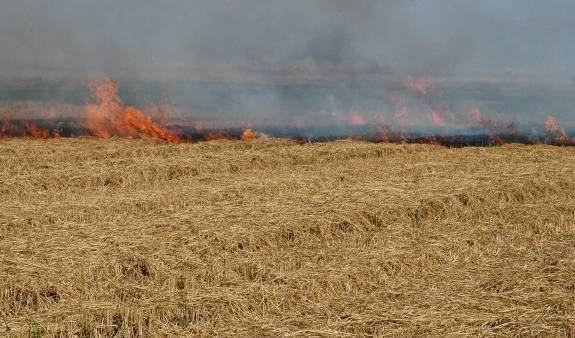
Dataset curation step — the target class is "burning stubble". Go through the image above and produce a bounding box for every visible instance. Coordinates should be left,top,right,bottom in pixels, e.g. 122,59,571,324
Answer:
85,78,182,143
0,1,574,143
0,75,574,146
1,2,575,336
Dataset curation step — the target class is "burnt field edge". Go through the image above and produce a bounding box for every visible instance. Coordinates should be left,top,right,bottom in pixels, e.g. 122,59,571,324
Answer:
1,117,574,147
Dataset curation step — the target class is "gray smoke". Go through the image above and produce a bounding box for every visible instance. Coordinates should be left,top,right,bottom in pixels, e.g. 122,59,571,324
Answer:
0,0,574,129
1,0,574,80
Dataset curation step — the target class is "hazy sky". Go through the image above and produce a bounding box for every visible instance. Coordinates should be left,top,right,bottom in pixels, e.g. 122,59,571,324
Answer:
0,0,573,80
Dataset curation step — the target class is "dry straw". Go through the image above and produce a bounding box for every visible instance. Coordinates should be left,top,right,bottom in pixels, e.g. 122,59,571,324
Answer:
0,138,574,337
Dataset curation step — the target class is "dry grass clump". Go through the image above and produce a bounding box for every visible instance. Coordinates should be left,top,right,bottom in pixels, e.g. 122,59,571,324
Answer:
0,138,574,337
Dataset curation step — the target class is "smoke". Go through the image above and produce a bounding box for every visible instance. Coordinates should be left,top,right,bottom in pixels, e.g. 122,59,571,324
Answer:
0,0,574,130
1,0,573,80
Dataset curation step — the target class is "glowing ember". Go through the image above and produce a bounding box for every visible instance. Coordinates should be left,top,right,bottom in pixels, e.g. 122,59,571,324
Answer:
85,78,182,143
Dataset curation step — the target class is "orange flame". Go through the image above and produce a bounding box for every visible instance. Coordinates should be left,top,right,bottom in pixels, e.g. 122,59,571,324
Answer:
85,78,182,143
0,112,55,139
241,129,258,140
469,108,506,144
24,121,51,138
545,115,569,142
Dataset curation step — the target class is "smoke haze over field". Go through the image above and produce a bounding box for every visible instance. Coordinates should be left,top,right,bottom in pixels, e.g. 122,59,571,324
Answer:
1,0,574,81
1,0,574,141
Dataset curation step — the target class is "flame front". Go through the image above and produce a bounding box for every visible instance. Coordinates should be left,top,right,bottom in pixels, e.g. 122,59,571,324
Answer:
0,75,574,146
85,78,182,143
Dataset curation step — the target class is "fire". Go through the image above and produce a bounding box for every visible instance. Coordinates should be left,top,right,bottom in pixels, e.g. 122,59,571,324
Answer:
85,78,182,143
545,115,569,142
24,121,52,138
241,129,258,140
0,113,55,139
0,75,573,146
469,108,506,144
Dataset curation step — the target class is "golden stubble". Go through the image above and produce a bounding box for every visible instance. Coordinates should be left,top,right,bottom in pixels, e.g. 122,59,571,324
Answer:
0,139,574,337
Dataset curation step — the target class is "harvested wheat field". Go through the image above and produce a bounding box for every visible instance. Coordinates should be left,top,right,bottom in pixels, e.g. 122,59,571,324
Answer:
1,139,575,337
